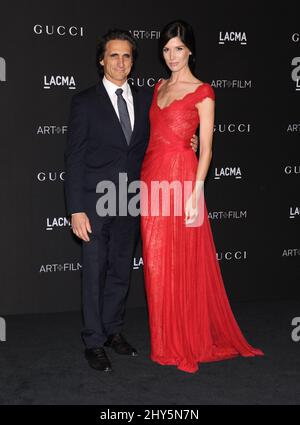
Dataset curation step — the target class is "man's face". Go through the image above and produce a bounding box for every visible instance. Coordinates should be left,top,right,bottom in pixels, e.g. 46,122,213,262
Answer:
100,39,133,86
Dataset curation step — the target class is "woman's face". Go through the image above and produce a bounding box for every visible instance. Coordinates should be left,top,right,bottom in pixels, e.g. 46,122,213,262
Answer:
162,36,191,72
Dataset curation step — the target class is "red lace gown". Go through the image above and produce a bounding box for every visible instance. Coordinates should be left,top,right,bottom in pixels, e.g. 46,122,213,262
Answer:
140,81,263,373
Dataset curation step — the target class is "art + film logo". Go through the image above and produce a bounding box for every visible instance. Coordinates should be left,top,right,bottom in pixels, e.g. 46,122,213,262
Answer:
39,263,82,273
208,210,247,220
129,30,160,40
36,125,68,136
286,123,300,133
282,248,300,257
211,79,252,89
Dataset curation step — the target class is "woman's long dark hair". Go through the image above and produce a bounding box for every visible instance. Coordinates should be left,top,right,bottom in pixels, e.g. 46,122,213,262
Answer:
159,20,196,73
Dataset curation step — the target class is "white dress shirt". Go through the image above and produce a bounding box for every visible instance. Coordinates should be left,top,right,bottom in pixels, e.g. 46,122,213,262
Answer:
102,76,135,130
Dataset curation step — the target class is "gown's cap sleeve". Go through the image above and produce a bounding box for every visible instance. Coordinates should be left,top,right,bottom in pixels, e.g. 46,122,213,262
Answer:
195,83,215,103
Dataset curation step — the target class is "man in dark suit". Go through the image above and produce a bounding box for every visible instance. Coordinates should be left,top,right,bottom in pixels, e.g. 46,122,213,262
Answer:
65,29,197,372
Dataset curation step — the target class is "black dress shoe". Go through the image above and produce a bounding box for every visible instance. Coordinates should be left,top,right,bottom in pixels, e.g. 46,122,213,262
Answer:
85,347,112,372
104,333,138,356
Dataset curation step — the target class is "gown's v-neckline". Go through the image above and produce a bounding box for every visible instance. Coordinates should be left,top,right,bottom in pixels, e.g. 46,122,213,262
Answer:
156,81,206,111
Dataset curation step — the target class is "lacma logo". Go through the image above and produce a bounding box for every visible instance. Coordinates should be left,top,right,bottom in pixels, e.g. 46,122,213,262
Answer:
46,217,71,231
218,31,247,45
0,57,6,82
133,257,143,270
214,167,242,179
43,75,76,90
0,317,6,342
289,207,300,219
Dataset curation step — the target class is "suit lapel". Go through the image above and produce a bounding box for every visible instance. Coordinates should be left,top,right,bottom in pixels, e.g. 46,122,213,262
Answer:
129,82,141,147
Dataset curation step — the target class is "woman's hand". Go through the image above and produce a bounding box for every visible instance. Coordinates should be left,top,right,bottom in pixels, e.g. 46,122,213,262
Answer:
185,180,204,226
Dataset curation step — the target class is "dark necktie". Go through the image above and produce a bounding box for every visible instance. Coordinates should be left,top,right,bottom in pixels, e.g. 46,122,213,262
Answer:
115,88,132,145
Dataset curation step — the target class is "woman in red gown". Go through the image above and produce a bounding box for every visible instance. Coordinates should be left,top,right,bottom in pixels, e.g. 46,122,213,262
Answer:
140,20,263,373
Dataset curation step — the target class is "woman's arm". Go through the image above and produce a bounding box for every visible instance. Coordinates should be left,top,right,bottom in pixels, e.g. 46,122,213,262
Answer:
194,96,215,182
185,97,215,225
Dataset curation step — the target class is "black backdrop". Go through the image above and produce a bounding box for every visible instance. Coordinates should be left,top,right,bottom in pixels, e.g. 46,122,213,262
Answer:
0,1,299,315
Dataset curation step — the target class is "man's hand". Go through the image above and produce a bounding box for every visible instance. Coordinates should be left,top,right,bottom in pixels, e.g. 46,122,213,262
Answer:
71,212,92,242
190,134,199,153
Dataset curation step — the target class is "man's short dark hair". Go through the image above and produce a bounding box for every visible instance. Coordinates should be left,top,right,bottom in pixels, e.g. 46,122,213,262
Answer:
96,29,138,76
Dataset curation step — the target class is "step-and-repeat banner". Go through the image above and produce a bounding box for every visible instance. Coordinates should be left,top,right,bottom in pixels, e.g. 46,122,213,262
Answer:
0,1,299,314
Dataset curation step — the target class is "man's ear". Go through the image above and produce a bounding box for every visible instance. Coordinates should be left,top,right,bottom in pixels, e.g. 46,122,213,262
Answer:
100,59,104,66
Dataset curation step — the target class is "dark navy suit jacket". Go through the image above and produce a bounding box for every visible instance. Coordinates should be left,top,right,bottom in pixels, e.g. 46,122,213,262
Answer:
64,80,152,215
